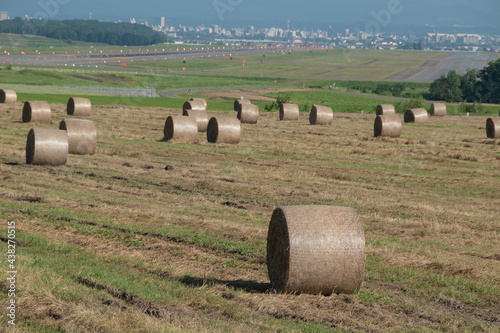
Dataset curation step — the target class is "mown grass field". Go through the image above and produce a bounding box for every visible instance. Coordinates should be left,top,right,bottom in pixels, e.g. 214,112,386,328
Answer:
0,97,499,332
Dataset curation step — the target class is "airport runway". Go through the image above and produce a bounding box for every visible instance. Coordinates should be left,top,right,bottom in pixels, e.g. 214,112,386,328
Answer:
389,53,498,82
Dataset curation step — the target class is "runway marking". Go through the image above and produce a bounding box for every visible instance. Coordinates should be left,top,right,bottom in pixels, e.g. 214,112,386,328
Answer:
407,68,428,80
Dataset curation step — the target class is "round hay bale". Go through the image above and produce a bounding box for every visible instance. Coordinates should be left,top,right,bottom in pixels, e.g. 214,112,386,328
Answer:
59,119,97,155
374,115,402,138
189,98,207,108
234,98,251,111
267,205,365,295
183,101,206,111
486,117,500,139
164,116,198,143
67,97,91,116
376,104,395,116
237,104,259,124
309,105,333,125
404,108,428,124
0,89,17,103
26,128,68,166
182,109,209,132
430,103,446,116
22,101,51,123
206,117,241,144
279,103,299,121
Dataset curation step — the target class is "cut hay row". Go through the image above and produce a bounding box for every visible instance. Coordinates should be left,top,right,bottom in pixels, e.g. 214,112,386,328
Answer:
0,89,17,103
267,205,365,295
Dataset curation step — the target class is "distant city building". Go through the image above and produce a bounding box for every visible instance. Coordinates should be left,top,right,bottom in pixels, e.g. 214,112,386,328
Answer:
0,11,8,21
160,16,165,28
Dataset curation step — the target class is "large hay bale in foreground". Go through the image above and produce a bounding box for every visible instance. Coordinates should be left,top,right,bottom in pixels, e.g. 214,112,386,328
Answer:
190,98,207,109
22,101,51,123
207,117,241,144
0,89,17,103
164,116,198,143
182,109,209,132
279,103,299,121
486,117,500,139
430,103,446,117
183,101,206,111
59,119,97,155
234,98,251,111
267,205,365,295
404,108,428,123
309,105,333,125
374,114,402,138
26,128,68,165
67,97,91,116
376,104,395,116
237,104,259,124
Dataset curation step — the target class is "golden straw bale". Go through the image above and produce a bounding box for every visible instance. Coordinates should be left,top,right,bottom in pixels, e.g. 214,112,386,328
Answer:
59,119,97,155
182,109,209,132
374,114,402,138
26,128,68,166
22,101,51,123
376,104,395,116
430,103,446,116
309,105,333,125
267,205,365,295
67,97,91,116
237,104,259,124
183,101,206,111
189,98,207,108
0,89,17,103
234,98,251,111
207,117,241,144
279,103,299,120
164,116,198,143
404,108,428,123
486,117,500,139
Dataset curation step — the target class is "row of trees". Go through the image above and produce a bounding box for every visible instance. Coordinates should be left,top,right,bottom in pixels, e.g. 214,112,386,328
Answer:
429,59,500,104
0,18,167,46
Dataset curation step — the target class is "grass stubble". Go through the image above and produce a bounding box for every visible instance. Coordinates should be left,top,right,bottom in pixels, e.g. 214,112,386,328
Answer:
0,96,499,332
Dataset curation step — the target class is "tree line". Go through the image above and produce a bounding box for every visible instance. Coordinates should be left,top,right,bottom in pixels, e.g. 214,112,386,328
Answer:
428,59,500,104
0,18,167,46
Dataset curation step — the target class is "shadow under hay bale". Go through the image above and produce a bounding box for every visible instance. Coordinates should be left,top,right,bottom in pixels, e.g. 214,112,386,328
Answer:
182,109,209,132
183,100,206,111
374,114,402,138
430,103,446,116
0,89,17,103
189,98,207,109
404,108,428,124
207,117,241,144
279,103,299,121
376,104,395,116
164,116,198,143
67,97,91,116
237,104,259,124
267,205,365,295
486,117,500,139
234,98,251,111
26,128,68,166
59,119,97,155
22,101,51,123
309,104,333,125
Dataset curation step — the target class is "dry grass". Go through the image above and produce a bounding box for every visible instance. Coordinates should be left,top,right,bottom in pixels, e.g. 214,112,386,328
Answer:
0,98,499,332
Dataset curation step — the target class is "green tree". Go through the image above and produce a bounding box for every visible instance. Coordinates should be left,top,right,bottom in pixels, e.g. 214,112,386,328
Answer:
460,69,478,102
476,59,500,104
444,70,463,102
429,74,446,100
